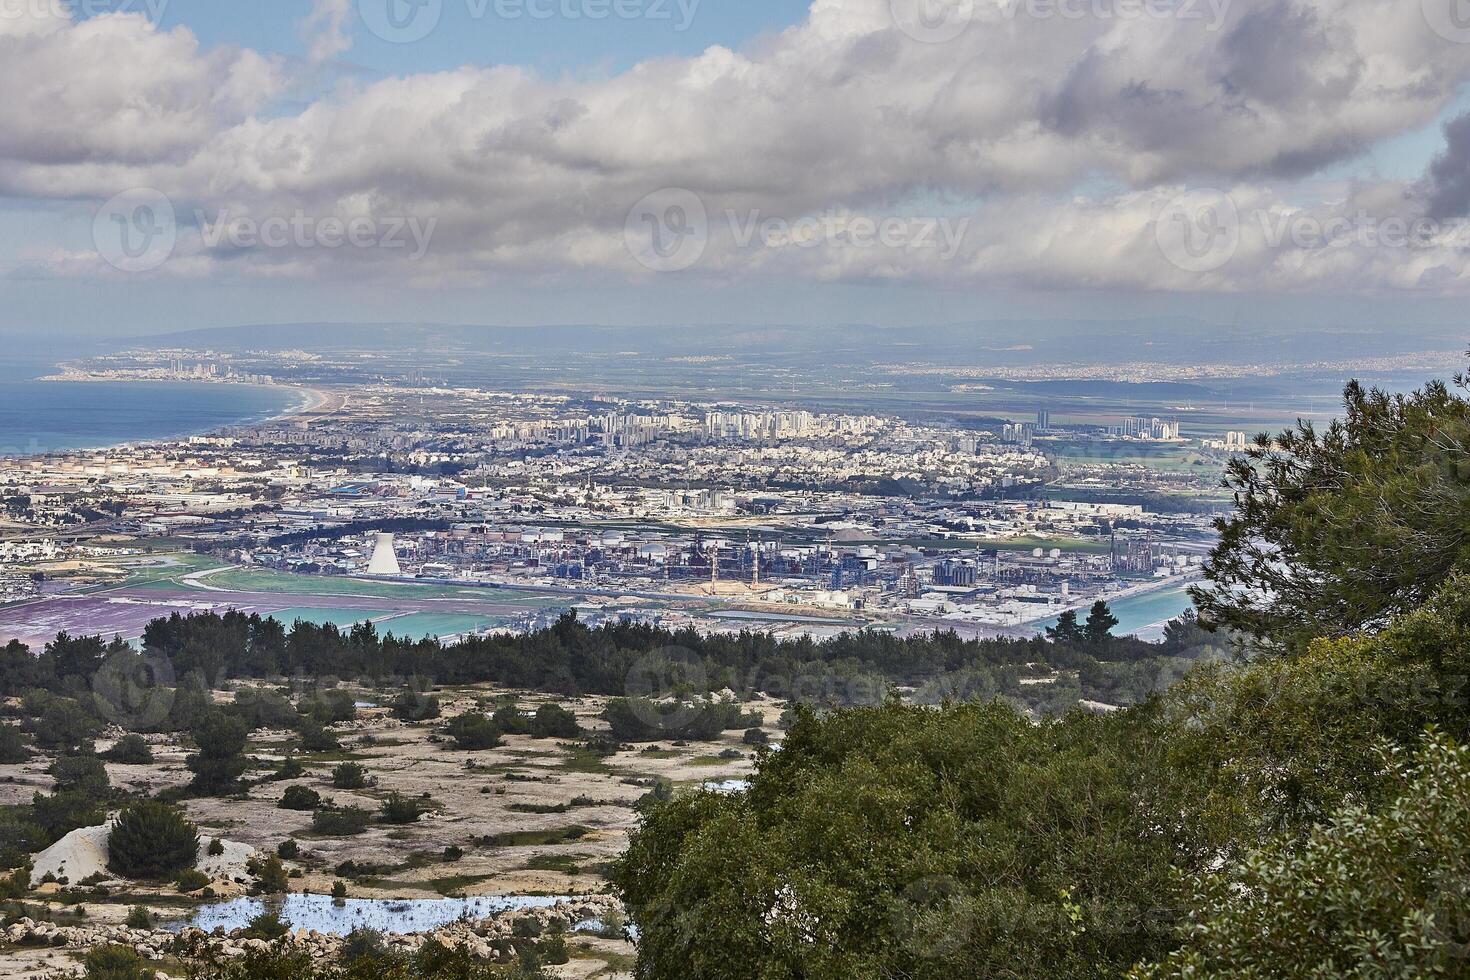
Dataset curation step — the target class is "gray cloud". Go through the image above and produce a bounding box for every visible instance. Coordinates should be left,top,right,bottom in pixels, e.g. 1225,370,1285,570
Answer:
4,0,1470,294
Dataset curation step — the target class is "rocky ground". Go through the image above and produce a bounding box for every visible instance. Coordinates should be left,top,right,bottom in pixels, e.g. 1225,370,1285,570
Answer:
0,685,778,978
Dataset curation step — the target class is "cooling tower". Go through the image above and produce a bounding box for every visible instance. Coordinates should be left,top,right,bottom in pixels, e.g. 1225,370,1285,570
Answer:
365,532,402,576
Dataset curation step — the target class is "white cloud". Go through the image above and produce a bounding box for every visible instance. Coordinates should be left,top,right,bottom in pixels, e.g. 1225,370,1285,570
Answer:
300,0,353,63
5,0,1470,294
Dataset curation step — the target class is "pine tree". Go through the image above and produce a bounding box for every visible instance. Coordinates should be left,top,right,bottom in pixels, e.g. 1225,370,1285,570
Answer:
107,801,198,880
1084,600,1119,645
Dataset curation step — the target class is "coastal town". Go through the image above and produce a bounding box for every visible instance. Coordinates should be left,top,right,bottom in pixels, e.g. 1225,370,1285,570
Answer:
0,352,1231,653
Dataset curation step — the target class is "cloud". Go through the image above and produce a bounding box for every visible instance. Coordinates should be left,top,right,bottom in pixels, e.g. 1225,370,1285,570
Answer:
300,0,353,63
5,0,1470,294
1425,112,1470,221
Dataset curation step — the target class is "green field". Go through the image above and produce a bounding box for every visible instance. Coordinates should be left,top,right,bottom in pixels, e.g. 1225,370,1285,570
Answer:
267,606,391,630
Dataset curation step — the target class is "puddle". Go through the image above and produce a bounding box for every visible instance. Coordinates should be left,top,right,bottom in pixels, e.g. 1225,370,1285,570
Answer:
703,779,750,793
175,894,580,935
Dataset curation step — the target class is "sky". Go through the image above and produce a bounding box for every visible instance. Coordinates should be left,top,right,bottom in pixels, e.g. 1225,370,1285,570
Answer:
4,0,1470,340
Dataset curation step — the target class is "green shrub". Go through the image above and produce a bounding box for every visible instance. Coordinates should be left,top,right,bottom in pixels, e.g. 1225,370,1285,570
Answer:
101,734,152,765
446,712,501,750
249,855,288,894
277,839,299,860
331,880,347,899
123,905,152,929
186,710,250,794
107,802,198,880
278,785,323,811
391,691,440,722
49,755,110,798
341,927,389,964
242,910,288,940
532,703,581,739
81,943,150,980
311,806,370,836
378,792,422,825
0,725,31,764
207,837,225,856
331,763,368,790
174,868,210,892
295,716,340,753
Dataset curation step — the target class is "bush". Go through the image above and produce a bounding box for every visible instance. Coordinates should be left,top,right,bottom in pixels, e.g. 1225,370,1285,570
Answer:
174,868,210,892
604,697,747,742
186,710,250,794
81,943,150,980
1137,733,1470,978
295,716,340,753
443,845,464,862
391,691,441,722
32,790,105,845
742,727,769,746
277,839,299,859
378,792,423,825
278,785,323,811
446,712,501,750
301,689,357,725
273,755,306,781
331,879,347,899
101,734,152,765
311,806,370,836
249,855,288,894
107,802,198,880
0,725,30,764
492,705,532,736
341,927,389,964
123,905,152,929
207,837,225,856
243,910,289,940
229,689,299,731
532,703,581,739
49,755,110,798
331,763,369,790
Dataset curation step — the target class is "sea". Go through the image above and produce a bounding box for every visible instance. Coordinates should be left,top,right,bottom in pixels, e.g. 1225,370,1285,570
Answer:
0,359,303,456
1032,583,1195,640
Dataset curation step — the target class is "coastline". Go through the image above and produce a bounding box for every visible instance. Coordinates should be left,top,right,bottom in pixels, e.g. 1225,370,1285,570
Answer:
4,375,328,459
